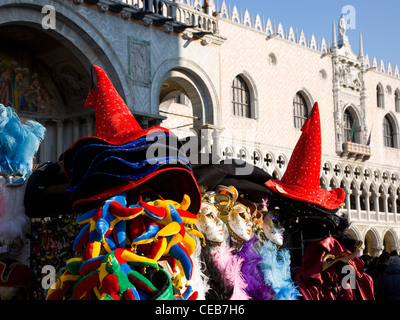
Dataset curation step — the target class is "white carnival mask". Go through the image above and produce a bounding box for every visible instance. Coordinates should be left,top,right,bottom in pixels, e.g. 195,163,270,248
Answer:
262,211,285,246
196,202,225,243
228,203,253,242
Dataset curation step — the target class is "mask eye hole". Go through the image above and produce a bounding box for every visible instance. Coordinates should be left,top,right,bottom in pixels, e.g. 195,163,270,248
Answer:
205,212,214,219
238,211,246,220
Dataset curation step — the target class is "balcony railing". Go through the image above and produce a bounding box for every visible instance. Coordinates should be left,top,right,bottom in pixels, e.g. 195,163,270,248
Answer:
84,0,225,44
342,142,371,161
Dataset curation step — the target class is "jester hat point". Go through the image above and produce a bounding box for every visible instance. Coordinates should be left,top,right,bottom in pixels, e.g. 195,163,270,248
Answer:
265,102,345,211
63,65,201,214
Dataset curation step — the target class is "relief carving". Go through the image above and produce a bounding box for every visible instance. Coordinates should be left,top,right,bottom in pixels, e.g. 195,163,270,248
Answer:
129,39,150,86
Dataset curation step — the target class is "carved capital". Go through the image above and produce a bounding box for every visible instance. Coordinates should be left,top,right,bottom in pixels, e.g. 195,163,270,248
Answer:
182,32,193,40
143,16,153,27
121,9,131,19
97,3,109,13
201,38,211,46
163,22,174,33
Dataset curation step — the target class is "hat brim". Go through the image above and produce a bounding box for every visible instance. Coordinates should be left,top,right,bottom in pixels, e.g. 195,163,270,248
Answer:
192,157,272,202
63,126,173,176
63,129,201,215
71,167,201,215
265,179,345,211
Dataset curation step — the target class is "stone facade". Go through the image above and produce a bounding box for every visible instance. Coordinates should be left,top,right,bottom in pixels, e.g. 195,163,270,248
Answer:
1,0,399,256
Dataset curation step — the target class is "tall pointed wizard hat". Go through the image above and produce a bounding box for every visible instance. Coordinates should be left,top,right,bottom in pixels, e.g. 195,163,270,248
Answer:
63,65,201,214
265,102,345,210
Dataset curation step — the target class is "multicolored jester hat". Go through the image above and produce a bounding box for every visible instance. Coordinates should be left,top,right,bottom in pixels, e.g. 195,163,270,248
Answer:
47,66,204,300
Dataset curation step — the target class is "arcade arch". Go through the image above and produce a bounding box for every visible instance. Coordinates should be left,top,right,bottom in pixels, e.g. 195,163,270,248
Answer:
0,2,130,162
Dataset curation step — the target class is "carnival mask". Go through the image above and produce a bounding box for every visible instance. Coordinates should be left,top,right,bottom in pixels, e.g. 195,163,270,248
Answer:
263,211,285,246
228,203,253,242
196,202,225,243
0,171,25,187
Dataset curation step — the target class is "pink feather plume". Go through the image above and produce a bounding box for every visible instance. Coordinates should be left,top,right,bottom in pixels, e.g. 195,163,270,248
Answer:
213,242,250,300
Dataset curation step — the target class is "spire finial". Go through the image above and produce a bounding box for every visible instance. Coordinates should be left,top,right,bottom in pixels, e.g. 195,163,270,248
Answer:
359,32,364,57
332,21,337,47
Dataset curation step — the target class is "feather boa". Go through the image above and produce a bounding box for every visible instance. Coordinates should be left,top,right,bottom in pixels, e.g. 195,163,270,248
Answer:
191,237,211,300
0,105,45,178
213,242,249,300
200,242,233,300
237,238,275,300
0,105,44,252
258,240,301,300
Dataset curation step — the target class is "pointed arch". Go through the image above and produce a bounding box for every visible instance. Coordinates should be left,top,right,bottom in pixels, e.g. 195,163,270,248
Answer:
360,181,368,211
293,88,314,129
364,228,382,256
397,187,400,214
383,112,399,148
231,70,259,119
272,170,281,180
346,225,363,243
350,180,358,210
343,104,362,144
388,185,396,213
369,183,378,213
395,89,400,112
377,83,385,108
320,176,329,190
383,229,399,253
379,185,386,213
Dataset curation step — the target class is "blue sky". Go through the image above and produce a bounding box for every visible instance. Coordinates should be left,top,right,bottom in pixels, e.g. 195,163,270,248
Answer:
223,0,400,68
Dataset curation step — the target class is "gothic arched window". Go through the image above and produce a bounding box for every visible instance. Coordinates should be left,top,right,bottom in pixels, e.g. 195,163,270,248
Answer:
350,181,357,210
293,92,309,129
232,76,251,118
379,186,386,213
360,183,367,211
377,84,385,108
370,185,376,212
383,115,395,148
344,109,355,143
395,89,400,112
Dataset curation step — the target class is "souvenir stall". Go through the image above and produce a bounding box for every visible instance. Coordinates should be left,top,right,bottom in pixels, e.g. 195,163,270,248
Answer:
0,65,376,300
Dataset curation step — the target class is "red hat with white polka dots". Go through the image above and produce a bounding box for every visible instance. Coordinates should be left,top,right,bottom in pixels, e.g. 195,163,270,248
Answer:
265,102,345,210
84,65,172,144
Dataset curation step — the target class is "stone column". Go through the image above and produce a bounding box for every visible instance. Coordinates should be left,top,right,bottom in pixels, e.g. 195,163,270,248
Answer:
37,120,46,164
345,190,351,216
55,120,64,160
383,194,389,222
356,191,361,220
72,118,80,143
211,127,224,160
375,193,380,222
86,116,94,137
366,192,371,221
144,0,152,12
